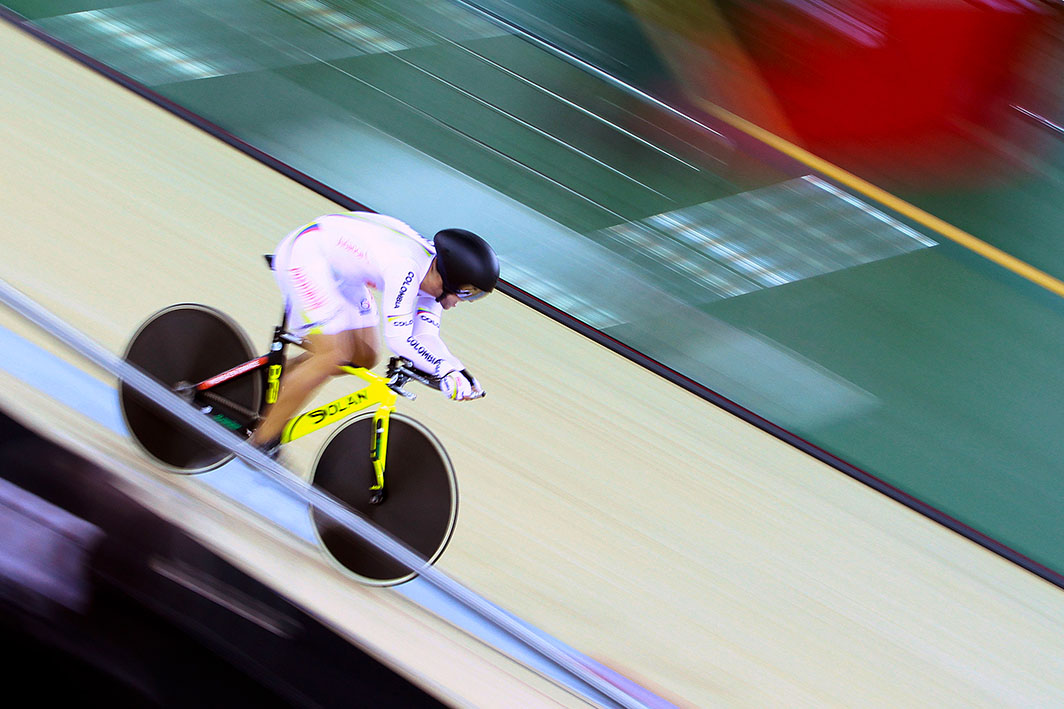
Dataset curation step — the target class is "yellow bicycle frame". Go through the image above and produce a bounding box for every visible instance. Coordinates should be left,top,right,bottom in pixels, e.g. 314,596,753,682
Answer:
278,365,398,491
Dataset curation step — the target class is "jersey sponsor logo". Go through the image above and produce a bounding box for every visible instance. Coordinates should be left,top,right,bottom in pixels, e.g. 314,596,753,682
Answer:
406,335,442,370
416,311,440,328
359,297,373,315
336,237,368,260
393,271,415,309
290,267,328,310
337,212,434,254
389,318,413,328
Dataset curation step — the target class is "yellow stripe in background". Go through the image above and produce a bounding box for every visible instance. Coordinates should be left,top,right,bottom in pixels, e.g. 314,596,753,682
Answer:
701,102,1064,300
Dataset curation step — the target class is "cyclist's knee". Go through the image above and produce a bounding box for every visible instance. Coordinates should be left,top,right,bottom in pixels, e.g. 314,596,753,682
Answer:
302,333,355,373
344,328,380,369
306,329,378,370
348,338,380,369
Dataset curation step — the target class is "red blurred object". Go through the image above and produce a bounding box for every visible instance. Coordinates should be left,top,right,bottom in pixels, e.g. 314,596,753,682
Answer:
730,0,1052,180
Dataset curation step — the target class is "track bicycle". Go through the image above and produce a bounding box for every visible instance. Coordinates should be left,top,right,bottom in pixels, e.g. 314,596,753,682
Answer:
119,294,460,586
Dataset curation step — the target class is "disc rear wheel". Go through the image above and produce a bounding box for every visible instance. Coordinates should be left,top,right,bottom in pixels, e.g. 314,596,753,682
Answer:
120,304,261,473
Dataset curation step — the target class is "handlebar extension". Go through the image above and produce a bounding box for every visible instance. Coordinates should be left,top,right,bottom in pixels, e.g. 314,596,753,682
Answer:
386,357,440,394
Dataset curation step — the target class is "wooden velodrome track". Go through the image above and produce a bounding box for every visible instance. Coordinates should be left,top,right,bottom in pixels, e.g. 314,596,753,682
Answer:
3,21,1064,708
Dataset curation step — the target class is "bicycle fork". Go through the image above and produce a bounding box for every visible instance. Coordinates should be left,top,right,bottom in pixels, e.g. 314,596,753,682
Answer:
369,404,394,505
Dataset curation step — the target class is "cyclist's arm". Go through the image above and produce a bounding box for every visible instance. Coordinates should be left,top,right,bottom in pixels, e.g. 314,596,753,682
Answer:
381,267,462,377
412,297,465,372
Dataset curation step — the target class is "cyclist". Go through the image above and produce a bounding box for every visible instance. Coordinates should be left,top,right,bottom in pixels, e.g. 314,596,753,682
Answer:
249,211,499,454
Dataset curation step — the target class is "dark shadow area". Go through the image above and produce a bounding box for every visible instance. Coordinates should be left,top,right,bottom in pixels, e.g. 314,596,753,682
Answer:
0,408,443,708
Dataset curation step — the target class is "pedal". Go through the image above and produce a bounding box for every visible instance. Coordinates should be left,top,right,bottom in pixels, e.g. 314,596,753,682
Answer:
369,489,386,505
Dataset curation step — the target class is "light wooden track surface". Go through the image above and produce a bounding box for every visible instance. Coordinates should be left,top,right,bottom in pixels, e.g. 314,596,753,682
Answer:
3,21,1064,708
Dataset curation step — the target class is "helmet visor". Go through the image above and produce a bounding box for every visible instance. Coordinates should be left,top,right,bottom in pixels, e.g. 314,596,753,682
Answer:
453,286,488,302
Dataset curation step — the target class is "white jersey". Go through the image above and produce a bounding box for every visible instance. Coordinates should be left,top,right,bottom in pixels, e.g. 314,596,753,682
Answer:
273,211,463,377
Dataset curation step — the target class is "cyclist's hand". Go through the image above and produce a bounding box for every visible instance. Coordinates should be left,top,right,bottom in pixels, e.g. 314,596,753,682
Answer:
462,369,485,398
440,369,484,401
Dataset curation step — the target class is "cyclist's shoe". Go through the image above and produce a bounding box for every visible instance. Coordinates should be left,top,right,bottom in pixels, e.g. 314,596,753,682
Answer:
252,436,283,462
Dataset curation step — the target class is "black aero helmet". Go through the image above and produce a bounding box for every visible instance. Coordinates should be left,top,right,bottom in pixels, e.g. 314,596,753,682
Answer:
433,228,500,295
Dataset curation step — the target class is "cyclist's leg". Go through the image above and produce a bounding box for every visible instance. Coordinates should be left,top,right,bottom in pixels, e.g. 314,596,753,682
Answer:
252,240,380,447
282,325,379,377
251,327,377,446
